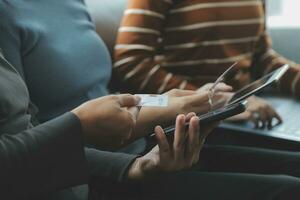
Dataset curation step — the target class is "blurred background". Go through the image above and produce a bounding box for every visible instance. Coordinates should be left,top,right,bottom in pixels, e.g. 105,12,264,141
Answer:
267,0,300,62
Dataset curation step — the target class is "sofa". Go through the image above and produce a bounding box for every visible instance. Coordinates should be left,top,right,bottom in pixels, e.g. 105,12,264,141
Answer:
85,0,127,55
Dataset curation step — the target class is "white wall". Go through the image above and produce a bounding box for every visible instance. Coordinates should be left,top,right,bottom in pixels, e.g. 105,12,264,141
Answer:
266,0,300,63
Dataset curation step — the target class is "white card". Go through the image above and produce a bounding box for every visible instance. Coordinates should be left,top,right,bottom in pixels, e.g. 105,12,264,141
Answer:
136,94,168,107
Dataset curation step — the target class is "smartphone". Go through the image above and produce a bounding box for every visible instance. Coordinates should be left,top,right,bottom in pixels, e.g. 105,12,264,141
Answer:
148,100,247,139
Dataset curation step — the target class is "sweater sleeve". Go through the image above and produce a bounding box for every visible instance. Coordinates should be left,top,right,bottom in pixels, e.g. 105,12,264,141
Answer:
114,0,197,94
251,4,300,97
85,148,138,182
0,49,138,198
0,112,88,199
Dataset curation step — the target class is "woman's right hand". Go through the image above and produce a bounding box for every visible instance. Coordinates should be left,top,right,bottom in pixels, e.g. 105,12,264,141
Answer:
72,94,141,149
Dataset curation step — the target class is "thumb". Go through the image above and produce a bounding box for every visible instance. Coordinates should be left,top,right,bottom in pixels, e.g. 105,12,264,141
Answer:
214,83,233,93
117,94,141,107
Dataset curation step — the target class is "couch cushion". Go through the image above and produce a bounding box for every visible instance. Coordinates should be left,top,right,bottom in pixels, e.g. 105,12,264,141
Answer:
85,0,127,55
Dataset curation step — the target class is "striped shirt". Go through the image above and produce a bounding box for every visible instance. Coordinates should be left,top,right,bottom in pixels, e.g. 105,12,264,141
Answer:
114,0,300,96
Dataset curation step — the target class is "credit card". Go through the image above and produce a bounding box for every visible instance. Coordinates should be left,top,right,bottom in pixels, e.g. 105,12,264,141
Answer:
135,94,168,107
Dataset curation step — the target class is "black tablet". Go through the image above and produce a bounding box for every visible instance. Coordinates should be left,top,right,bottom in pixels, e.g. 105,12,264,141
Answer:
148,64,289,139
148,100,247,138
228,64,290,105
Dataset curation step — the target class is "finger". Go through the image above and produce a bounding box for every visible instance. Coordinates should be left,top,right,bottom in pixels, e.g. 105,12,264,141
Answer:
127,106,141,121
185,112,196,122
193,133,206,165
118,94,141,107
273,110,283,125
193,146,202,165
193,122,213,164
258,109,267,129
265,107,282,129
185,92,210,113
197,83,213,92
173,114,186,163
155,126,170,158
253,119,259,129
211,92,234,109
267,113,273,130
249,112,260,129
186,116,200,166
214,83,233,93
264,107,275,130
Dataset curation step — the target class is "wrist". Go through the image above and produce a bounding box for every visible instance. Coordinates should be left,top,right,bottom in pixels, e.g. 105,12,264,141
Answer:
134,108,172,137
71,106,85,124
127,157,145,181
71,106,92,143
127,156,157,181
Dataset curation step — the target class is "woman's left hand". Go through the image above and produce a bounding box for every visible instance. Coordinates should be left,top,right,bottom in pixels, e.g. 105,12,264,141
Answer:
127,113,212,180
228,96,282,129
165,82,233,116
197,82,234,110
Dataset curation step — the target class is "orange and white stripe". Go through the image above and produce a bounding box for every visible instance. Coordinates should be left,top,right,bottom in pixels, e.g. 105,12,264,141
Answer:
114,0,298,94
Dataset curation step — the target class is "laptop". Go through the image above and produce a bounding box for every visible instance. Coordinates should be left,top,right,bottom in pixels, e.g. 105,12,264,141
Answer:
220,94,300,142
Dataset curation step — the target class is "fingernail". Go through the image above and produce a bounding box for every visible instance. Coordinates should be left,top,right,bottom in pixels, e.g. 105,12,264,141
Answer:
135,96,141,103
192,116,200,122
178,114,185,121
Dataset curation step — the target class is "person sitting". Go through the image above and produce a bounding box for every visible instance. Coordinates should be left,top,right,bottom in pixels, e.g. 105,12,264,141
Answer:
0,0,231,154
114,0,300,128
1,1,300,199
0,49,206,200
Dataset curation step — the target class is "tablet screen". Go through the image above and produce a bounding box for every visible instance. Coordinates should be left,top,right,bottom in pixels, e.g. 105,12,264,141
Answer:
228,64,289,105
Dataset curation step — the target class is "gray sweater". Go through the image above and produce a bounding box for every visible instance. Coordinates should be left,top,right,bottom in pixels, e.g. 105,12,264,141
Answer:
0,49,137,200
0,0,111,122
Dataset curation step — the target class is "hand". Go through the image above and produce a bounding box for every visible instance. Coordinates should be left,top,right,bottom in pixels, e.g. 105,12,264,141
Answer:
128,113,213,180
197,82,233,93
165,89,212,116
228,96,282,129
198,82,234,110
133,86,232,139
72,94,141,149
132,89,211,139
164,83,232,115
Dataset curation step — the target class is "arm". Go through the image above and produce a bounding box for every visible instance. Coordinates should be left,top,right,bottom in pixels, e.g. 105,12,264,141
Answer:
132,90,211,139
251,7,300,97
85,148,138,182
131,84,233,139
114,0,197,93
0,113,88,199
0,112,139,199
0,53,140,197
